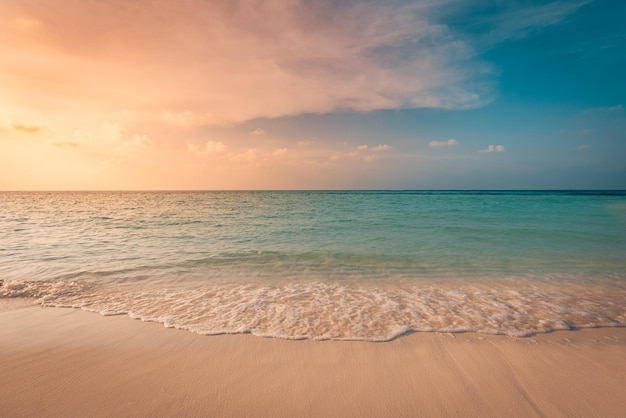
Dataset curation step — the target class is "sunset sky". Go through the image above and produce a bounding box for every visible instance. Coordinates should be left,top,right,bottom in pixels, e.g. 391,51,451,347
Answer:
1,0,625,190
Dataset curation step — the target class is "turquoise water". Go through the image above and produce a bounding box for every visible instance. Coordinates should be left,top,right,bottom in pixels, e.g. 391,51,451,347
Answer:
1,191,625,340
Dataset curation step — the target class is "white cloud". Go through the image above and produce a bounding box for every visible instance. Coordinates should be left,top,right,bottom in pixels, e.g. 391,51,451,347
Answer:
478,144,505,153
429,139,458,147
608,104,623,112
187,140,227,156
230,148,258,162
250,128,266,136
204,141,227,155
348,145,383,162
576,144,588,151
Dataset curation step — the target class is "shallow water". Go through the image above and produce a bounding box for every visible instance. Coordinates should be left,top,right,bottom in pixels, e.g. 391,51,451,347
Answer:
1,190,625,340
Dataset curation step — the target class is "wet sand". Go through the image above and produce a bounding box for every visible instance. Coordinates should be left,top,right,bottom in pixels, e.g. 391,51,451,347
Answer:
1,299,625,417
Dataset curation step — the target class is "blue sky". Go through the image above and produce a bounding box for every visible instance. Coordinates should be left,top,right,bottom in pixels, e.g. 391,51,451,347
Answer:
1,0,625,189
254,0,626,189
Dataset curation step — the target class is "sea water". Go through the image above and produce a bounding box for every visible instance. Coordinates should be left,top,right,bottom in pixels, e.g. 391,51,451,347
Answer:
1,191,625,340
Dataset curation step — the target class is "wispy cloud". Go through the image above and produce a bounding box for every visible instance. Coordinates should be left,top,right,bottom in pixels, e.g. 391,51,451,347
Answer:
250,128,266,136
103,123,126,140
429,139,458,147
2,0,496,128
52,141,78,148
362,154,380,162
357,144,392,151
582,104,624,115
576,144,588,151
12,123,44,133
118,135,154,152
478,144,505,153
203,141,227,156
458,1,590,48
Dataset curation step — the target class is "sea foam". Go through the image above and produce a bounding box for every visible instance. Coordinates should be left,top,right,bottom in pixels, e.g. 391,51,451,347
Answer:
3,279,625,341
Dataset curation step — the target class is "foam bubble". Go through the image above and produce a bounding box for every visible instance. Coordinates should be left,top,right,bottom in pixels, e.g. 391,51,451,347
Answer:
3,278,625,341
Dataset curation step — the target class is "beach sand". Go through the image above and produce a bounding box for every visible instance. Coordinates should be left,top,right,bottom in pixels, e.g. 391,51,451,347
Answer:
1,299,625,417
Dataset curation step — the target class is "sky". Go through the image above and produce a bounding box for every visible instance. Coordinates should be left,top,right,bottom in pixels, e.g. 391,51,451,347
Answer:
1,0,625,190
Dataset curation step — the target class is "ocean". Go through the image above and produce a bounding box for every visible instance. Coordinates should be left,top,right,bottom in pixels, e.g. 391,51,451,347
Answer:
1,190,625,341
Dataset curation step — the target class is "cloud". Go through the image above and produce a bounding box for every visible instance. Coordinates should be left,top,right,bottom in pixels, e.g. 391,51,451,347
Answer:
478,144,505,153
103,123,126,140
11,123,44,133
131,135,153,148
230,148,258,162
355,144,391,152
362,154,380,162
204,141,227,156
188,140,261,163
576,144,588,151
2,0,500,127
429,139,458,147
273,148,288,157
348,145,383,162
53,141,78,148
582,104,624,115
250,128,266,136
118,134,154,152
459,1,590,48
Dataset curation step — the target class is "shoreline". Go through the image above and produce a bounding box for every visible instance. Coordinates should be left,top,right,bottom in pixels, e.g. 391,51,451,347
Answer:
2,299,625,417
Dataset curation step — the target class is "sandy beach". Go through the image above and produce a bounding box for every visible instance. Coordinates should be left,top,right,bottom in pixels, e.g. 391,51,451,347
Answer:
1,299,625,418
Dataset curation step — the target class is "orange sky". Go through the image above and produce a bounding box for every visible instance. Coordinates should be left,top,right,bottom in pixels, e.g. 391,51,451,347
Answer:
4,1,621,190
0,0,483,190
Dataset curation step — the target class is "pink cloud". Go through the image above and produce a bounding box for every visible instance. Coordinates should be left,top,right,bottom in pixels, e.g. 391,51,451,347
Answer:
1,0,490,128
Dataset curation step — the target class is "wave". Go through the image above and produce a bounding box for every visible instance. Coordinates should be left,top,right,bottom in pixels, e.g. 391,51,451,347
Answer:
2,278,625,341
